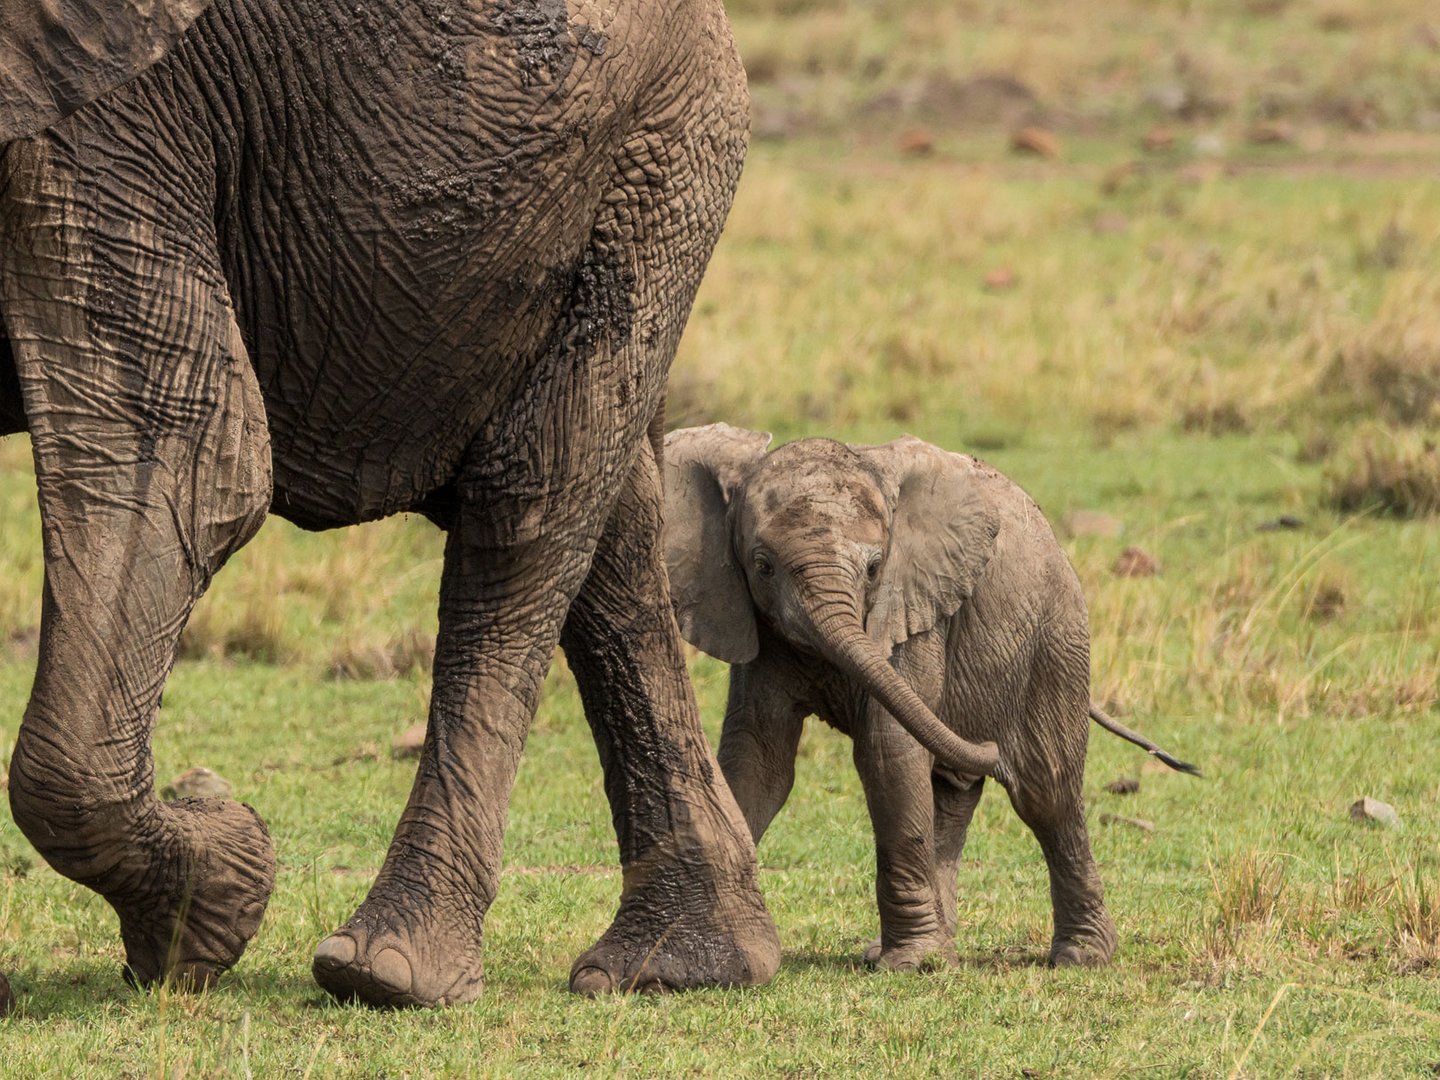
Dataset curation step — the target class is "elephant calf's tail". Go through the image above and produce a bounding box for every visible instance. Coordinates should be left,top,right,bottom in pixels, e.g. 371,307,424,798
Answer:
1088,705,1201,776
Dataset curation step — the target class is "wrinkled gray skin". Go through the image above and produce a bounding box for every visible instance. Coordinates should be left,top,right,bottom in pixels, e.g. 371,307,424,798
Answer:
0,0,781,1008
664,424,1122,971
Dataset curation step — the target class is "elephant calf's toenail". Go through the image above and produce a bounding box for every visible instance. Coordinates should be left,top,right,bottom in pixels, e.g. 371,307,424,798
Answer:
314,935,358,968
371,948,413,994
570,966,615,996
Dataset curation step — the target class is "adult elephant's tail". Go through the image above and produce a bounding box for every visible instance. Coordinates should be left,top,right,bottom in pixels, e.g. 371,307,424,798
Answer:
0,0,214,144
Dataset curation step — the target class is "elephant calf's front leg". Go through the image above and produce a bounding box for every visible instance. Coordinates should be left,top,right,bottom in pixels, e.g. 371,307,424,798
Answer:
855,726,955,972
716,659,805,847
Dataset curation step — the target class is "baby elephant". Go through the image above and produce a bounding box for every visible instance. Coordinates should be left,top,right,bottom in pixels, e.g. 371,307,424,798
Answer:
662,424,1195,971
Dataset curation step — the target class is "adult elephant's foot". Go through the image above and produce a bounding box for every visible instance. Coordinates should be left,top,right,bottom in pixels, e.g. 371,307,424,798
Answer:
569,864,780,995
1048,912,1118,968
863,933,958,973
313,890,487,1008
117,798,276,989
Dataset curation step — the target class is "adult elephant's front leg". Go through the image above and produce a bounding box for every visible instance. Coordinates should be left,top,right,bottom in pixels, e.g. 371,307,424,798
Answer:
561,442,780,994
310,436,610,1006
0,133,276,988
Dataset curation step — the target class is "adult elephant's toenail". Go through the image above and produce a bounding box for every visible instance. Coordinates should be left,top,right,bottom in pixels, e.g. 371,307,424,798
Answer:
570,966,615,996
170,962,221,992
371,948,413,994
314,935,357,968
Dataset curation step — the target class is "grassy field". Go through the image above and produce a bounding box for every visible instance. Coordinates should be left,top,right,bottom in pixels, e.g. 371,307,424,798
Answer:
2,1,1439,1075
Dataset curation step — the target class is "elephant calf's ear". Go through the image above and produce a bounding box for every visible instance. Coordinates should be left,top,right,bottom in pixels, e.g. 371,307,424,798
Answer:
1,0,214,144
857,436,1001,652
662,424,772,664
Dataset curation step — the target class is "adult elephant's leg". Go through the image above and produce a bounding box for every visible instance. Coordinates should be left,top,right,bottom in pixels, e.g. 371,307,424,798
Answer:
313,421,607,1005
562,442,780,994
0,134,276,987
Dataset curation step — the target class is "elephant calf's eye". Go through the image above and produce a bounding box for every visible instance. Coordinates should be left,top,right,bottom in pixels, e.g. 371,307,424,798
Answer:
866,555,883,581
754,553,775,579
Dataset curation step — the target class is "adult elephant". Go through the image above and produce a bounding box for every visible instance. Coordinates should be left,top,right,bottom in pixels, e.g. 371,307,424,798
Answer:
0,0,783,1007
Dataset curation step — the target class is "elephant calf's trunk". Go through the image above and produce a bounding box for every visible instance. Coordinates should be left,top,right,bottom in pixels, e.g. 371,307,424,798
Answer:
809,605,1000,778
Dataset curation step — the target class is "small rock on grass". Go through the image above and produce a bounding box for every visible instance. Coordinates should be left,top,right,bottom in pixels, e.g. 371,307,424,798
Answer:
1141,127,1176,153
1257,515,1305,532
1246,122,1295,146
1112,546,1160,577
392,723,428,759
897,128,935,156
1091,211,1129,236
1010,126,1062,159
162,767,232,801
333,741,381,766
1099,812,1154,832
1100,161,1142,196
1349,797,1402,830
1105,777,1140,795
1062,509,1124,538
982,267,1017,291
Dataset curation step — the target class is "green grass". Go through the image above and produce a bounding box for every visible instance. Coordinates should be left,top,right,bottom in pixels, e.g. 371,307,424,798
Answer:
3,1,1440,1073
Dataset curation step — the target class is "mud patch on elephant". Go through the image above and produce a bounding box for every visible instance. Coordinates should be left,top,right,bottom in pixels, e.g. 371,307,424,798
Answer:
488,0,579,87
548,233,637,360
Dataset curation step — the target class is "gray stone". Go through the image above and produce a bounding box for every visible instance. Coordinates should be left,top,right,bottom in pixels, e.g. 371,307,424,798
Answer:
1062,510,1124,538
162,766,232,801
1099,812,1155,832
392,723,428,760
1349,797,1402,830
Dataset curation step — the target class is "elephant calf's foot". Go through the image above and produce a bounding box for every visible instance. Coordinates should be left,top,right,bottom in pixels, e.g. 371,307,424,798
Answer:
1048,913,1118,968
863,933,958,973
118,798,276,989
313,890,487,1008
570,873,780,995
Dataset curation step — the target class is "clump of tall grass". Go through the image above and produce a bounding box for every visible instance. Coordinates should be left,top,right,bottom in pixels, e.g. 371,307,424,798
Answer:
179,591,293,665
1316,274,1440,425
1191,850,1290,974
329,630,435,681
1388,865,1440,972
1325,425,1440,518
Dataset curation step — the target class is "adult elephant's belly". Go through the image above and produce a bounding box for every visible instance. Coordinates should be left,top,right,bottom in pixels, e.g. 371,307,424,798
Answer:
208,0,639,530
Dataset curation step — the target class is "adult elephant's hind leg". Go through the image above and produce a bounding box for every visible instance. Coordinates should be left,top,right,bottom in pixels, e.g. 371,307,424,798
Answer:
0,136,276,988
562,442,780,994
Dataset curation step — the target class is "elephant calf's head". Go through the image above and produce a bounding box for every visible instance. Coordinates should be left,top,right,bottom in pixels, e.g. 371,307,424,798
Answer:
662,423,1003,777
